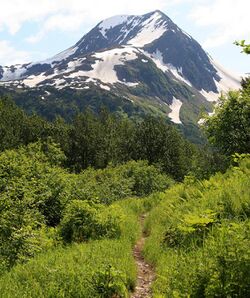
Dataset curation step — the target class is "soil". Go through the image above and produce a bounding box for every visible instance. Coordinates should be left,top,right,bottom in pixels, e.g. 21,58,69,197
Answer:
131,215,155,298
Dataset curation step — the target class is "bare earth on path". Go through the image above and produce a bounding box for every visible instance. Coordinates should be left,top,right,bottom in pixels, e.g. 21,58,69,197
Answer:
131,215,155,298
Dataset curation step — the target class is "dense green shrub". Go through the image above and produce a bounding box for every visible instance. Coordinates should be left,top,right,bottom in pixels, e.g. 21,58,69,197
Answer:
119,160,174,196
69,160,173,204
203,89,250,155
60,201,122,243
0,141,69,269
0,139,172,272
90,265,128,297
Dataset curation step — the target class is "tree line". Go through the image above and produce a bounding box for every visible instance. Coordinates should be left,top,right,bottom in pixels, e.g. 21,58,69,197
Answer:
0,96,228,181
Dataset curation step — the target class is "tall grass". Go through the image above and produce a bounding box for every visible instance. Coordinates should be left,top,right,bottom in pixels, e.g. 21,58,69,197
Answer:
0,198,144,298
143,157,250,297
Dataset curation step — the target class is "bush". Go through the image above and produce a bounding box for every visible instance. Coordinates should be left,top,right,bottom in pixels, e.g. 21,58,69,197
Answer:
0,141,69,270
120,160,174,197
203,90,250,155
60,200,123,243
69,160,173,205
90,265,128,297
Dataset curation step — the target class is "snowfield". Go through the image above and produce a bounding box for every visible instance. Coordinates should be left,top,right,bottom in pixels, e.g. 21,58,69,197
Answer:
201,58,241,102
144,50,192,87
128,12,167,47
67,47,138,85
168,97,183,124
99,15,130,38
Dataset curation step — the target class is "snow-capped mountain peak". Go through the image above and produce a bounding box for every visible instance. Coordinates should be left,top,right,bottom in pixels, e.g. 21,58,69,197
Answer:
0,10,241,128
98,15,130,38
96,10,169,47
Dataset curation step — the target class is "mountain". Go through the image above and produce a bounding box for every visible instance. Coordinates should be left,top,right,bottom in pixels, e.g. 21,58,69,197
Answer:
0,10,241,137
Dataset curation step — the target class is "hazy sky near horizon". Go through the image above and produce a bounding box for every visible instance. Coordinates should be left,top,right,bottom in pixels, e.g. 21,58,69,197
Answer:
0,0,249,75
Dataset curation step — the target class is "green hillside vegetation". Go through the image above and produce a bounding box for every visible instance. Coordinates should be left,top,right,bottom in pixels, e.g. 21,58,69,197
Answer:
0,141,172,271
0,77,249,297
0,148,249,297
0,96,225,180
144,155,250,297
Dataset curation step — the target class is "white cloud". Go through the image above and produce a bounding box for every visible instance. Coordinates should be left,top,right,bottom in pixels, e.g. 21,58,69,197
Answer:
0,41,31,65
0,0,185,42
0,0,165,35
189,0,250,48
0,0,250,64
0,0,249,52
0,0,188,66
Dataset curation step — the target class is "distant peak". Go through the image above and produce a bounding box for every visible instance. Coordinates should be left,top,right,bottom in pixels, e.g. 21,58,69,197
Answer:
151,9,164,15
99,15,129,28
143,10,171,22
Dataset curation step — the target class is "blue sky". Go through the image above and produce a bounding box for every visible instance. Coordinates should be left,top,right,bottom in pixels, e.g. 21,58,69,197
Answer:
0,0,249,75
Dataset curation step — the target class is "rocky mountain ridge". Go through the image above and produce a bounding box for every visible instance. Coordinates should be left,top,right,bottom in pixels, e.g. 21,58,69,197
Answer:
0,10,241,127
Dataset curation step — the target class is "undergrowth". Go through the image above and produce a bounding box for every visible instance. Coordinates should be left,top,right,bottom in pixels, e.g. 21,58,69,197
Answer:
144,157,250,297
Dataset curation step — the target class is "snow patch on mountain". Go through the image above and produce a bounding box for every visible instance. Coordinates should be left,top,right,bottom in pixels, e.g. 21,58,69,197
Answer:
43,46,78,65
148,50,169,72
67,58,86,71
128,12,167,47
200,89,220,102
118,17,141,42
22,73,48,88
0,46,78,83
123,81,139,87
54,78,66,89
168,65,192,87
100,84,111,91
211,59,241,93
1,65,27,81
99,15,130,38
200,59,241,102
144,50,192,87
168,97,183,124
67,47,138,84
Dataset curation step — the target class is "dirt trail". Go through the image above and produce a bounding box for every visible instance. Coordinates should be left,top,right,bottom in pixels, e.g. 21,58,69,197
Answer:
131,215,155,298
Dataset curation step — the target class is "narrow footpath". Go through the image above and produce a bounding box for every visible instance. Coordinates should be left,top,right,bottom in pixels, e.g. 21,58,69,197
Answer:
131,215,155,298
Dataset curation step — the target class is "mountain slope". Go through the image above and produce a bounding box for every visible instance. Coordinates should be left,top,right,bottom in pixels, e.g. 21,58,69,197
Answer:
0,10,241,130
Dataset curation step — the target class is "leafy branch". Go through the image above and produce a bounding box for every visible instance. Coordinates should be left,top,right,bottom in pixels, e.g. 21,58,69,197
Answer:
234,40,250,54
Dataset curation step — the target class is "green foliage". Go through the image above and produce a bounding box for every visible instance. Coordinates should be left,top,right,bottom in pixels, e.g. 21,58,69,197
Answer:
0,240,136,298
119,160,174,196
131,116,196,180
0,96,51,152
143,157,250,297
0,96,219,181
203,90,250,155
69,160,173,204
90,265,128,297
235,40,250,54
60,201,122,243
65,111,195,180
0,141,69,269
0,137,169,272
1,90,247,296
0,196,143,297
